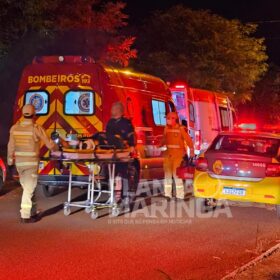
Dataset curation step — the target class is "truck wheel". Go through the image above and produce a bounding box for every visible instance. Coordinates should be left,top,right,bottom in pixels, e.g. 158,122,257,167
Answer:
276,205,280,219
41,185,56,197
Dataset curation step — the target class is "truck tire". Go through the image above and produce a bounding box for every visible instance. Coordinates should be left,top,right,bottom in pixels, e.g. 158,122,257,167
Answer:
276,205,280,219
41,184,56,197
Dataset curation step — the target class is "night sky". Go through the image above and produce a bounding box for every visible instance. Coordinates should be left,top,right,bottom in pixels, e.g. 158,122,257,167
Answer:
124,0,280,64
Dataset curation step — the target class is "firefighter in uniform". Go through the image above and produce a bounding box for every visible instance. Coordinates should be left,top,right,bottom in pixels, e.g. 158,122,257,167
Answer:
162,112,194,200
7,104,56,223
106,102,136,203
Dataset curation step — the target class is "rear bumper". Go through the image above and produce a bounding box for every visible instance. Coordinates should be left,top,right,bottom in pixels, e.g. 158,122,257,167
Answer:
193,170,280,205
38,175,90,186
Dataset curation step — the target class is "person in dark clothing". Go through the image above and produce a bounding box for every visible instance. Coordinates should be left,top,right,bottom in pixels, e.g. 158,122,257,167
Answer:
106,102,136,150
106,102,136,203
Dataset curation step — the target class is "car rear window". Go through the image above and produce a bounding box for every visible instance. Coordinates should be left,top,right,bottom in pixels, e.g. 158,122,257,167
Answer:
210,135,280,158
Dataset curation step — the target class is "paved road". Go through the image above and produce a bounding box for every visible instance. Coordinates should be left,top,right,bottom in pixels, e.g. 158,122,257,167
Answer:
0,181,280,280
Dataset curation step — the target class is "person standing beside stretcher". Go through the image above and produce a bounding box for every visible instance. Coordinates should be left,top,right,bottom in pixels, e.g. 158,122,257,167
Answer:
106,102,136,203
161,112,194,201
7,104,57,223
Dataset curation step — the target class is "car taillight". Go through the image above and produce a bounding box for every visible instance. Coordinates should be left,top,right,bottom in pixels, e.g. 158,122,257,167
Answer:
196,157,208,171
194,130,201,151
266,164,280,177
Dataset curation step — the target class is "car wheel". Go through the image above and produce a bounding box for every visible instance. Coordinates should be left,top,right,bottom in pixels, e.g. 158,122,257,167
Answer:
276,205,280,219
41,184,57,197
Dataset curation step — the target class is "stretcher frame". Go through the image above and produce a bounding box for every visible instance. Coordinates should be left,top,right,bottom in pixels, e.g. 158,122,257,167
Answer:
42,150,132,219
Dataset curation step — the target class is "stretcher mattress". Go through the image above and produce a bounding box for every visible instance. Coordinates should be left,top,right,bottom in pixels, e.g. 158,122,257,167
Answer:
51,149,131,160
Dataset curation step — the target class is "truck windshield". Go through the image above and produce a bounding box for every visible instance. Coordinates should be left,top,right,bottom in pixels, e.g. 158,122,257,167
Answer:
210,135,280,158
64,90,94,115
24,91,49,115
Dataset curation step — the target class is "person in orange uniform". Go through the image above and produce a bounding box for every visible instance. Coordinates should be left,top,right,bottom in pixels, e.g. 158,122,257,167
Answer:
7,104,56,223
162,112,194,200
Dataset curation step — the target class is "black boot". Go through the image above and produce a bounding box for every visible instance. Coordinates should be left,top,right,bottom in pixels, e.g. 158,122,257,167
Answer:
21,215,40,224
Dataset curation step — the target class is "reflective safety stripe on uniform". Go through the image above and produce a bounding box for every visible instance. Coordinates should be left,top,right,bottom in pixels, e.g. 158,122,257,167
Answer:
175,184,185,199
166,129,181,133
16,162,38,167
13,131,33,136
164,184,173,198
15,152,37,156
21,203,32,209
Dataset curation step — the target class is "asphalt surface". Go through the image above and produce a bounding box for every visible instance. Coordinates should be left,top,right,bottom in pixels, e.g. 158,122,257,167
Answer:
0,181,280,280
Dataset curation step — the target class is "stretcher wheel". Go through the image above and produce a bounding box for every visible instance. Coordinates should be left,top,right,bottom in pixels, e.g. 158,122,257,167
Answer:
111,207,120,217
276,205,280,219
64,207,71,216
91,210,98,220
85,207,92,214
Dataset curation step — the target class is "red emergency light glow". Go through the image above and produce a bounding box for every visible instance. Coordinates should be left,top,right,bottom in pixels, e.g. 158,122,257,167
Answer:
196,157,208,172
175,84,186,89
194,130,201,151
266,163,280,177
236,123,257,130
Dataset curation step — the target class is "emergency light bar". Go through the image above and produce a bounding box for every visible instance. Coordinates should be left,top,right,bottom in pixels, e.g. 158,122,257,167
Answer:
170,82,188,89
175,84,186,89
33,56,95,64
236,123,257,130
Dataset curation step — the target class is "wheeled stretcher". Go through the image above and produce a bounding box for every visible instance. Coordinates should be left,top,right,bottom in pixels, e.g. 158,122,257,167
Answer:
43,148,133,219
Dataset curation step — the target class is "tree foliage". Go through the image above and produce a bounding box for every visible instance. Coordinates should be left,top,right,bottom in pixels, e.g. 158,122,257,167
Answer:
246,64,280,124
0,0,137,144
0,0,136,66
136,6,268,101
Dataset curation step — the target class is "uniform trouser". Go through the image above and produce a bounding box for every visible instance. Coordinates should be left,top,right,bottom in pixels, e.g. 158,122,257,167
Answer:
16,165,38,219
115,162,129,201
163,149,184,199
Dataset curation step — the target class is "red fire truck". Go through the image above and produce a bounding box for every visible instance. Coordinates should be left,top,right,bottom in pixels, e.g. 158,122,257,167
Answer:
14,56,175,196
170,82,236,155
